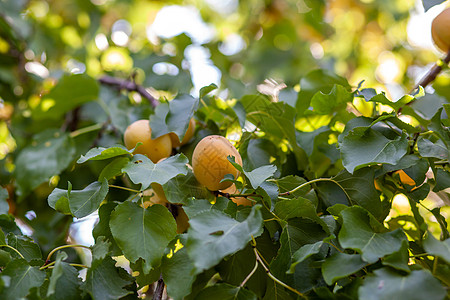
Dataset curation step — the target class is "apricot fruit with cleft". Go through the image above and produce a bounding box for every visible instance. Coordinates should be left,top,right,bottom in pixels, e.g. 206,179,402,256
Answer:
170,118,196,148
431,8,450,52
192,135,242,191
123,119,172,163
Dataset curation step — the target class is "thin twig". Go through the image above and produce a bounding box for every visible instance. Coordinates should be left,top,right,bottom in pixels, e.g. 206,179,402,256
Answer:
240,257,259,287
399,50,450,114
252,246,308,299
44,244,91,266
0,245,25,259
153,274,165,300
412,50,450,93
98,75,158,108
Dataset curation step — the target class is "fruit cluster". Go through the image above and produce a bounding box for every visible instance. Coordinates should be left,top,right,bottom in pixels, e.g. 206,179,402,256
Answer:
123,118,249,233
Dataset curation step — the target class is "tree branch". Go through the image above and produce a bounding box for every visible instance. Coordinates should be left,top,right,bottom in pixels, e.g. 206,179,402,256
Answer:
153,274,165,300
98,75,158,108
411,50,450,93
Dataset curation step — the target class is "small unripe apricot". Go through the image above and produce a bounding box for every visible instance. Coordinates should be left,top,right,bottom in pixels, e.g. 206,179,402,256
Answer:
124,119,172,163
432,8,450,52
170,118,196,148
221,184,253,206
192,135,242,191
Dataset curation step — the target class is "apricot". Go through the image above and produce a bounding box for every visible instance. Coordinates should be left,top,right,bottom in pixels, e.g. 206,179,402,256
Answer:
123,119,172,163
431,8,450,52
394,170,416,187
221,184,253,206
170,118,196,148
192,135,242,191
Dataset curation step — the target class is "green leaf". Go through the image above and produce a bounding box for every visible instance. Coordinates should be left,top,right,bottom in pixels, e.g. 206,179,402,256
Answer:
98,156,130,181
241,94,307,169
33,74,99,120
150,94,199,141
288,241,323,273
163,169,211,204
162,235,198,300
0,188,9,215
359,268,446,300
186,205,263,271
7,233,42,261
195,283,257,300
382,239,410,273
270,218,329,285
81,256,133,300
274,198,328,233
15,130,76,198
333,168,384,220
296,69,351,116
369,92,413,111
70,179,109,218
92,202,121,256
217,244,267,298
0,259,46,299
310,84,353,115
240,138,279,170
244,165,277,189
77,145,133,164
49,179,109,218
339,127,408,173
122,154,189,190
47,251,67,297
433,168,450,192
199,83,218,99
338,206,407,263
296,126,329,157
91,236,111,262
322,253,368,285
417,138,449,160
110,201,177,271
276,175,310,199
423,0,446,11
423,232,450,264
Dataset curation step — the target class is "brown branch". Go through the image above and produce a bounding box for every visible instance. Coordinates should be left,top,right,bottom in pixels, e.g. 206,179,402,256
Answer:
412,50,450,93
214,190,262,199
400,50,450,113
153,274,165,300
98,75,158,108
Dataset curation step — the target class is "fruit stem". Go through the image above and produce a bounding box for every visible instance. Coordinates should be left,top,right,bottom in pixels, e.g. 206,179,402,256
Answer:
0,245,24,259
45,244,91,265
98,75,158,108
252,245,308,299
279,178,352,204
69,123,103,138
240,256,259,287
108,184,141,193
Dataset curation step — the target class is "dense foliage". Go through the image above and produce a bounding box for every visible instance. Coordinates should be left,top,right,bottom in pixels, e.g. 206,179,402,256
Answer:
0,0,449,299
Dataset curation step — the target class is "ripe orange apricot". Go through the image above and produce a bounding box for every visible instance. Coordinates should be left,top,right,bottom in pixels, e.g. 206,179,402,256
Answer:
431,8,450,52
394,170,416,187
123,119,172,163
170,118,196,148
192,135,242,191
221,184,253,206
